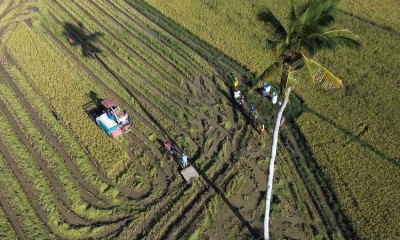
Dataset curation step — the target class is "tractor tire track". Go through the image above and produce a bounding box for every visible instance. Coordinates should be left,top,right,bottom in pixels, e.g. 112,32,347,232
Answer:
0,97,134,240
53,1,194,134
0,95,114,226
52,0,234,139
3,46,143,222
2,49,123,205
39,23,158,159
102,2,235,126
139,136,229,239
100,0,211,78
39,22,175,201
47,2,162,139
0,55,114,206
127,0,244,78
168,124,261,239
0,191,28,239
64,0,192,85
0,117,57,237
282,123,348,239
51,0,182,88
110,0,220,79
86,0,194,80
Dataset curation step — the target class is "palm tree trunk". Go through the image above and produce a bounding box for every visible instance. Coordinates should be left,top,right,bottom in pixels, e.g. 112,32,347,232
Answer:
264,86,291,240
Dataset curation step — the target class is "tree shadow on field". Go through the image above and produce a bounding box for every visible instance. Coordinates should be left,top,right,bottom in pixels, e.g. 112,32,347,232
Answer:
186,146,262,239
305,107,400,169
63,22,102,58
193,161,262,239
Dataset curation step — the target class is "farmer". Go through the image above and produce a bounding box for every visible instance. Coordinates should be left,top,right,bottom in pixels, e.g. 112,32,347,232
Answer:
253,110,258,124
260,124,265,137
181,153,188,168
234,78,239,90
68,36,75,45
164,141,172,152
250,103,255,112
239,94,245,106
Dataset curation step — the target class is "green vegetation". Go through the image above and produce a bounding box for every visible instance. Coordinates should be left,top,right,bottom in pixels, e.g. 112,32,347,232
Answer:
0,208,16,240
145,0,400,238
5,23,130,178
258,1,360,239
0,152,49,239
0,0,370,239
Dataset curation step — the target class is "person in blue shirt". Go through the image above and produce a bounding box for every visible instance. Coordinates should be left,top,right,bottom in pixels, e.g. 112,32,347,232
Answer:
181,153,188,168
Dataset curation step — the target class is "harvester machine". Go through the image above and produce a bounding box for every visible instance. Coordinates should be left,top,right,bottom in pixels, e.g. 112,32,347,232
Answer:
100,98,133,133
83,98,133,138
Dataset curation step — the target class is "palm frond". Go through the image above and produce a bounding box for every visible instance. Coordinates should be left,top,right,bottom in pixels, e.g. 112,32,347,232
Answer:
304,32,337,53
317,14,335,28
283,69,299,98
303,28,360,55
253,61,281,89
297,1,312,17
302,54,343,88
324,29,361,49
291,57,304,70
258,9,287,40
294,0,335,32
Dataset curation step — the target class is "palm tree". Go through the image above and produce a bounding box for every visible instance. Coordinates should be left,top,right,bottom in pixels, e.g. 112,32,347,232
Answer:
257,0,360,239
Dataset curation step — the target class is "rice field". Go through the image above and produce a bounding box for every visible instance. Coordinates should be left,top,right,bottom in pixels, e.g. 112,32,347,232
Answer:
0,0,348,239
144,0,400,239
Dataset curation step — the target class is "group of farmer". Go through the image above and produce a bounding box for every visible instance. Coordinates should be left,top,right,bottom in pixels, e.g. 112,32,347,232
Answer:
233,77,279,136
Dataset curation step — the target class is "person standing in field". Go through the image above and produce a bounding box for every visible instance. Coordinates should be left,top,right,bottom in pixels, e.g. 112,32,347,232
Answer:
253,110,258,124
260,123,265,137
234,78,239,90
181,153,188,168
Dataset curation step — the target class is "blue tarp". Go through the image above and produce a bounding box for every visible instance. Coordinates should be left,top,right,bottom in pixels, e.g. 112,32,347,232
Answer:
96,113,119,136
107,113,114,120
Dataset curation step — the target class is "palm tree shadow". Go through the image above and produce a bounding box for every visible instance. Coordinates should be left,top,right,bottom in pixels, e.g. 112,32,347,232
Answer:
189,157,262,239
63,22,102,58
305,107,400,168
